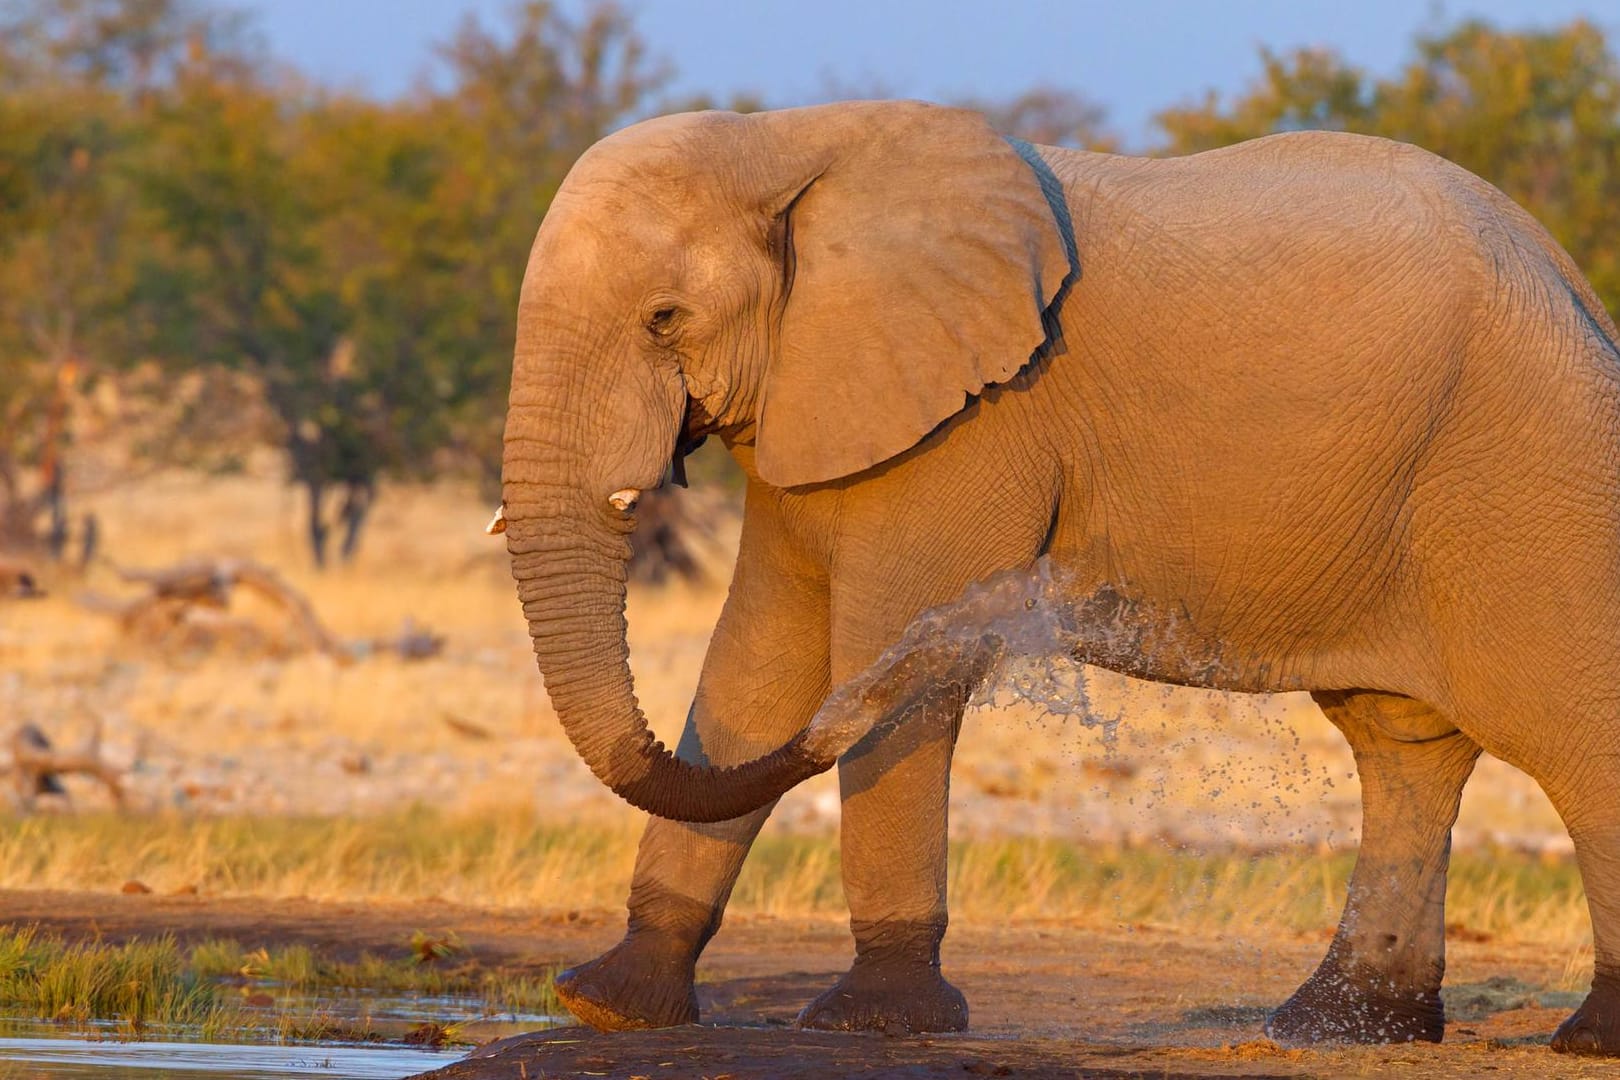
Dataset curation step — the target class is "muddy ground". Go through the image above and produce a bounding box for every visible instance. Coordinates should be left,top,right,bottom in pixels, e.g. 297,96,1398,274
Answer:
0,889,1611,1079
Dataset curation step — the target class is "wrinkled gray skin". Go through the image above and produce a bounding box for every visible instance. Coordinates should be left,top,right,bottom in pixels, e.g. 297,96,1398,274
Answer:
504,100,1620,1053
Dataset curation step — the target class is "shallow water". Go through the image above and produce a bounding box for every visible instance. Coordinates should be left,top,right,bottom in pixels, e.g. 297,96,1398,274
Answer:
0,1036,459,1078
0,990,560,1078
235,987,558,1031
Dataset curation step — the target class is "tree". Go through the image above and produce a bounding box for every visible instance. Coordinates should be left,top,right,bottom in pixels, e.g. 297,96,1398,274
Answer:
119,2,669,565
1157,47,1368,153
1369,21,1620,316
0,87,117,550
967,86,1117,151
128,51,348,563
0,0,263,556
0,0,251,95
0,1,681,568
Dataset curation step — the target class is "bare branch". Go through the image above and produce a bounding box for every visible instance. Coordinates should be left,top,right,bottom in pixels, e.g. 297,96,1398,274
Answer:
9,723,124,811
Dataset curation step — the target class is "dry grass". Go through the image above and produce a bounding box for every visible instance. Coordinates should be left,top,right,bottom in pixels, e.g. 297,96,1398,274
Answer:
0,467,746,821
946,835,1588,945
0,809,1589,956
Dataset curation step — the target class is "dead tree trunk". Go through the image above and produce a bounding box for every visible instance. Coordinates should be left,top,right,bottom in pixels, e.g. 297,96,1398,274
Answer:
9,724,124,811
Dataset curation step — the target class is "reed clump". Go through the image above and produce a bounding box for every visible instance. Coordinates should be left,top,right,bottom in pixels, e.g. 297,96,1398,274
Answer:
186,936,559,1014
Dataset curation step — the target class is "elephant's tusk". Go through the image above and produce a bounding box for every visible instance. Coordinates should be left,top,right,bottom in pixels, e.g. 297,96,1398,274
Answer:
484,505,507,535
608,488,641,512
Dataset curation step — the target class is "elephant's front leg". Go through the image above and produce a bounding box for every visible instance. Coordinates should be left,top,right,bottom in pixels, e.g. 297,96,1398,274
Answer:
553,508,831,1031
795,686,969,1033
792,593,1006,1034
1267,690,1480,1044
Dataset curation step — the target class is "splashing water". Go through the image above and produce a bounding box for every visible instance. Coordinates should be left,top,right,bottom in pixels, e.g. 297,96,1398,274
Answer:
802,556,1234,763
792,554,1391,861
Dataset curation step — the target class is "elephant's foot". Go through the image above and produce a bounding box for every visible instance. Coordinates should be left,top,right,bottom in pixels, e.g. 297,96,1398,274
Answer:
1265,959,1443,1045
554,934,699,1032
796,957,967,1034
1552,971,1620,1055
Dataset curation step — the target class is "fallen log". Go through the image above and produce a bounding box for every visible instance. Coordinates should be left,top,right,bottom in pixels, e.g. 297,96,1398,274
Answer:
0,557,44,600
9,723,124,811
85,557,352,662
85,557,444,662
113,557,348,658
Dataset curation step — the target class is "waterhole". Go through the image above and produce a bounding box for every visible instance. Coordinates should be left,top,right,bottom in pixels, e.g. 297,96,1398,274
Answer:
0,990,560,1077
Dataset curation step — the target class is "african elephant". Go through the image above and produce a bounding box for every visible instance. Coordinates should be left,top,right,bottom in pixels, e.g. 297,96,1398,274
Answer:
502,99,1620,1055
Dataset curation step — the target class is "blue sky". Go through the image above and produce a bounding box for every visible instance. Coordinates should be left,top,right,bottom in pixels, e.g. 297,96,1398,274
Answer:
252,0,1614,148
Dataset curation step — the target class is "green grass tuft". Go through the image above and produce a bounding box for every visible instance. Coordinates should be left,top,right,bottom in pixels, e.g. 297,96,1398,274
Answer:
0,927,227,1032
0,924,559,1043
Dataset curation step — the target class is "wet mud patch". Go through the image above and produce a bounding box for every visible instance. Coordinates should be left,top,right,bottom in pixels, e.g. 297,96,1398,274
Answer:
415,1025,1308,1079
413,1023,1620,1080
1443,976,1585,1021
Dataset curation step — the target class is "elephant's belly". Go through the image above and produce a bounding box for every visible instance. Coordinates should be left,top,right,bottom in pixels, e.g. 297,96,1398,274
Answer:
891,557,1318,700
808,556,1350,767
1056,580,1312,694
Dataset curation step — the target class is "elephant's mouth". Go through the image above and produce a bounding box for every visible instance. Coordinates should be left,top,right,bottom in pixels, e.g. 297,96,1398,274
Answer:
668,396,718,487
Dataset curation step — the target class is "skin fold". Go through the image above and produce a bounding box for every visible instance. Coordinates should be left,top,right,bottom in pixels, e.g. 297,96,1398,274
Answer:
501,100,1620,1053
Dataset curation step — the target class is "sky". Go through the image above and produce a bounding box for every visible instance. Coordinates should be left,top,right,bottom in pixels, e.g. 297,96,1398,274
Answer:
252,0,1615,148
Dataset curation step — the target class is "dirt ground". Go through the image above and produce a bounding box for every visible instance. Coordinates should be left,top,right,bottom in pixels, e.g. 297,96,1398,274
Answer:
0,889,1610,1080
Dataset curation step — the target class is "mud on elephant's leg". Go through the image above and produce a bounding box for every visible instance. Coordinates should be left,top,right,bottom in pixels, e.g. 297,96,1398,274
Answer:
789,600,1012,1034
555,712,825,1032
1267,691,1480,1046
552,802,773,1031
1549,834,1620,1055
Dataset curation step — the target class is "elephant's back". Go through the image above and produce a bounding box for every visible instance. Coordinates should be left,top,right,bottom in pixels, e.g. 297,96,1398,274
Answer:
1054,133,1482,273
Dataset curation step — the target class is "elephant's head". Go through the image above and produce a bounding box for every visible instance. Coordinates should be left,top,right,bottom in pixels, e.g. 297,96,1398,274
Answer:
503,100,1071,823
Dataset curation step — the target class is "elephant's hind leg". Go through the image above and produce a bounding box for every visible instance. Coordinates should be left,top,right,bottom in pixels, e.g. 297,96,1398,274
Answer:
1267,690,1480,1045
1541,760,1620,1055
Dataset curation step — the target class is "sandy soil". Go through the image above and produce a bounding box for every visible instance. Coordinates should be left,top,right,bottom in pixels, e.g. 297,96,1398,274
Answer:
0,889,1608,1080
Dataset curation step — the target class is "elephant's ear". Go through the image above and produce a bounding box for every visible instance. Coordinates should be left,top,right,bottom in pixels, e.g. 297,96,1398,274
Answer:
748,101,1073,489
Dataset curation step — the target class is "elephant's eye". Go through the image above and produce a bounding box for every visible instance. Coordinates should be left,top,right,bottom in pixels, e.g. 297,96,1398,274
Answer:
645,306,681,338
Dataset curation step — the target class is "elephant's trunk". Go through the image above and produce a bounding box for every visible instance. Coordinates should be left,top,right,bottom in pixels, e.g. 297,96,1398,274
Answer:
503,469,833,824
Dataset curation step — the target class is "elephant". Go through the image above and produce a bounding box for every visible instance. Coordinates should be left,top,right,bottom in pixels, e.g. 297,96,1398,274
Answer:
500,98,1620,1055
